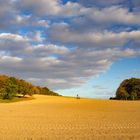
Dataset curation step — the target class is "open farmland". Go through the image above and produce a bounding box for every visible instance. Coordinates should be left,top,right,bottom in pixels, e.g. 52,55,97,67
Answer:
0,95,140,140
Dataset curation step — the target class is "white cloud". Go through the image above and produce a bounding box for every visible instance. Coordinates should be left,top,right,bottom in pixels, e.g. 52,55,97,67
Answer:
0,33,26,41
17,0,61,16
0,55,22,63
35,20,49,27
0,0,140,31
86,6,140,24
26,31,45,43
17,1,140,25
0,33,29,56
78,0,140,11
0,0,140,91
50,23,140,48
0,34,139,89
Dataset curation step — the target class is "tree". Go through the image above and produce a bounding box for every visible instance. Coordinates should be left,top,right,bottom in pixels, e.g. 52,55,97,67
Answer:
116,87,129,100
130,92,137,100
1,78,18,99
32,87,40,94
0,75,60,100
114,78,140,100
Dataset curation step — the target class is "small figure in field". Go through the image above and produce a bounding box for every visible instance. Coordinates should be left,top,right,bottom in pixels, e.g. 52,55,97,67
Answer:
76,94,80,99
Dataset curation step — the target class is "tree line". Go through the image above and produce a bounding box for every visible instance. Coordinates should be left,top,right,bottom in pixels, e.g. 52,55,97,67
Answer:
0,75,60,99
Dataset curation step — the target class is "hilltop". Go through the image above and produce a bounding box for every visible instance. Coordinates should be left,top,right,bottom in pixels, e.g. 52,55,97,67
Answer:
0,75,60,100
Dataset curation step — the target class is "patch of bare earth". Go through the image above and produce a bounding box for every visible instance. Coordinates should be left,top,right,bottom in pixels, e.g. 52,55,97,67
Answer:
0,95,140,140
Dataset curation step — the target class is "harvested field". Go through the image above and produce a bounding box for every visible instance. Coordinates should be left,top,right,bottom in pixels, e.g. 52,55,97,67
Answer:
0,95,140,140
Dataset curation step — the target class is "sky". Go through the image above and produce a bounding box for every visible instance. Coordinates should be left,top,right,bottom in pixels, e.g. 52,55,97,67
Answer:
0,0,140,98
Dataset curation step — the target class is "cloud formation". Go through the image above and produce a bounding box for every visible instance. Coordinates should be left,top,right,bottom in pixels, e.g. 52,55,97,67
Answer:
0,0,140,90
49,23,140,48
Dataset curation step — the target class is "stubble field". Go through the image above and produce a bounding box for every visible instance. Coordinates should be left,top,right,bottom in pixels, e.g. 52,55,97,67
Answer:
0,95,140,140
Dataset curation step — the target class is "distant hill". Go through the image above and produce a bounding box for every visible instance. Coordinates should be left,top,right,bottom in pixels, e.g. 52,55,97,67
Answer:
110,78,140,100
0,75,60,99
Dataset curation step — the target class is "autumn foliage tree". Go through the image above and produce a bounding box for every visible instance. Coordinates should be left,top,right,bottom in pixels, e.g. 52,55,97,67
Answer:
0,75,60,99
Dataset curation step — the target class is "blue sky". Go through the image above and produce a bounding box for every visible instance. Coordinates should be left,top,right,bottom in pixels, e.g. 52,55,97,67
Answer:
0,0,140,98
58,57,140,98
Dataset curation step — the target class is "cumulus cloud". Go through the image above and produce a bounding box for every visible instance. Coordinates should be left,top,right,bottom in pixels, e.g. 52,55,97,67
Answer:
0,32,70,57
0,55,22,63
17,0,62,16
0,0,140,91
0,33,29,57
26,31,45,43
0,32,139,89
78,0,140,10
86,6,140,24
0,33,26,41
17,0,81,17
79,0,127,7
1,0,140,30
49,23,140,48
16,0,140,26
0,0,16,28
0,0,50,30
27,44,70,57
35,20,50,27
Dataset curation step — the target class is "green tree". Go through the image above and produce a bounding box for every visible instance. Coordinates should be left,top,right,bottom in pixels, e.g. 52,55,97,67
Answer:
2,78,18,99
116,87,129,100
115,78,140,100
130,92,137,100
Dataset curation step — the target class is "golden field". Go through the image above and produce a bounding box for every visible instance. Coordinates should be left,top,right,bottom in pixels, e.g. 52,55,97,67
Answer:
0,95,140,140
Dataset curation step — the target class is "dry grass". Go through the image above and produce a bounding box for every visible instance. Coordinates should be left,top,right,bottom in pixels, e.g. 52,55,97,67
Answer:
0,95,140,140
